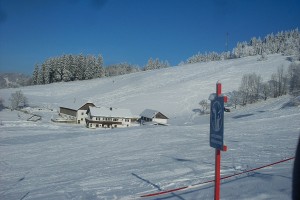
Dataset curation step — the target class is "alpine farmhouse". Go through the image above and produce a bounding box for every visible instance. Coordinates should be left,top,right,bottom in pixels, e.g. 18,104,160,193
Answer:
59,102,95,124
140,109,168,125
86,106,137,128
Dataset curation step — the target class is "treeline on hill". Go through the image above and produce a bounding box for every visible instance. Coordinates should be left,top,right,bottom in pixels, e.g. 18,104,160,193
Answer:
227,62,300,108
199,62,300,114
32,55,169,85
184,28,300,64
31,28,299,85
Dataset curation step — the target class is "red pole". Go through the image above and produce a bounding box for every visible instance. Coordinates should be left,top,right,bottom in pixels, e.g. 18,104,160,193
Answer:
215,149,221,200
215,81,222,200
216,81,222,96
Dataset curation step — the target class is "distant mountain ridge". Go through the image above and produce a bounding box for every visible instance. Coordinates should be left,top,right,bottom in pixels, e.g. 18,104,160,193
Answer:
0,73,31,89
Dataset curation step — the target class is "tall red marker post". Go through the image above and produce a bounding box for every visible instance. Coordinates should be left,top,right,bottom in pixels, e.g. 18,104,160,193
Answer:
209,82,227,200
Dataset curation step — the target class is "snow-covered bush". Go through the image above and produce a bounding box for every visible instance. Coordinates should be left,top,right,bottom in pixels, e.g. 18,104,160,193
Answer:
199,99,209,114
257,53,268,61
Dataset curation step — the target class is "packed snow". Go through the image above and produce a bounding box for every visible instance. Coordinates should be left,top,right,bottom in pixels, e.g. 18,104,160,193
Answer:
0,54,299,199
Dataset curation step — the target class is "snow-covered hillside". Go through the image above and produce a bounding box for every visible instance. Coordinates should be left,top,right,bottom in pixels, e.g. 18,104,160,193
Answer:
0,54,292,118
0,54,299,200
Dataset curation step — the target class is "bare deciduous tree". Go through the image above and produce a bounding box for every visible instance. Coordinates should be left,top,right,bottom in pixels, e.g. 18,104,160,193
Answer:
261,82,270,101
199,99,209,114
288,62,300,96
239,73,262,105
227,90,241,108
269,66,288,98
9,90,28,110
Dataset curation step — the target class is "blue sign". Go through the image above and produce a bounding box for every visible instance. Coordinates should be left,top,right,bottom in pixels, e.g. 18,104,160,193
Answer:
210,96,224,150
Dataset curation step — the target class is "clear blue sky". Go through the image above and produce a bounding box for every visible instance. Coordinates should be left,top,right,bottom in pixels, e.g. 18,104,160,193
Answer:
0,0,300,74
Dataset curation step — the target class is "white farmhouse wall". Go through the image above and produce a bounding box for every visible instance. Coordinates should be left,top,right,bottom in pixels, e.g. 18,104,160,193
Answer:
77,109,88,124
122,118,131,127
153,118,167,124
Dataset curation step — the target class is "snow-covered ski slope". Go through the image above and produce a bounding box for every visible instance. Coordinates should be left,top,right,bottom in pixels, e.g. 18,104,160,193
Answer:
0,54,299,199
0,54,293,118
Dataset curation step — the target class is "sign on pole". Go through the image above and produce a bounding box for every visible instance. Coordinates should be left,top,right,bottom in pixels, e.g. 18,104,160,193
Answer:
210,96,224,150
209,81,228,200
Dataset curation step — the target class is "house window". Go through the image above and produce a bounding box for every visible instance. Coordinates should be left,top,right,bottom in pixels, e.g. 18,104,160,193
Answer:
114,125,117,128
125,119,129,122
113,118,118,122
81,112,84,115
96,124,99,128
89,123,92,127
81,118,83,121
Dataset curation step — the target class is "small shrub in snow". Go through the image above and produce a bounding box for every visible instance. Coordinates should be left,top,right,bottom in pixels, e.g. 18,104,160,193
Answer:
257,53,268,61
199,99,209,115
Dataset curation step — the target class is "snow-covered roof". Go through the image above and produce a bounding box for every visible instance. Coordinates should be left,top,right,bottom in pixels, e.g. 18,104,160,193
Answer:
88,106,134,118
140,109,168,119
60,101,95,111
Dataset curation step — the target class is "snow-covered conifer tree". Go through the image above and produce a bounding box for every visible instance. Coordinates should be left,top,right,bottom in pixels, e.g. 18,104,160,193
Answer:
32,64,39,85
37,64,45,84
42,62,50,84
97,54,105,78
84,55,95,80
144,58,154,71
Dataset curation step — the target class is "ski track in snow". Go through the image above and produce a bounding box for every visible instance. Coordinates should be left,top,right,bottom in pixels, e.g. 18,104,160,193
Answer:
0,54,299,199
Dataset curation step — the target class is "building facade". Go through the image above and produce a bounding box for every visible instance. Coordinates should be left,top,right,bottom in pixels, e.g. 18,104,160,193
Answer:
140,109,168,125
59,102,95,124
86,106,135,128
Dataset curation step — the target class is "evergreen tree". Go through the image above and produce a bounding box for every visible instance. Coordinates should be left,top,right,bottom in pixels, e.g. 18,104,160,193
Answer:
76,54,85,80
144,58,170,70
43,62,50,84
32,64,39,85
144,58,154,71
84,55,95,80
97,54,105,78
37,63,46,84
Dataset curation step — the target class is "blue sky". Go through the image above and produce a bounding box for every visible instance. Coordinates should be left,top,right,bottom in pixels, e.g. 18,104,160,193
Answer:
0,0,300,74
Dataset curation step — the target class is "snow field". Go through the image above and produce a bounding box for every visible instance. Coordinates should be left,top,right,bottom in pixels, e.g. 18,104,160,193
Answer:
0,101,299,199
0,54,299,199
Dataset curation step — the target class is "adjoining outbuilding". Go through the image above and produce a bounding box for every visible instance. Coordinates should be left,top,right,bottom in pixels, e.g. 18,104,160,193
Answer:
140,109,168,125
86,106,137,129
58,101,95,124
